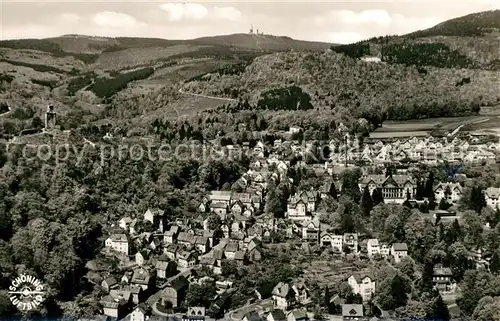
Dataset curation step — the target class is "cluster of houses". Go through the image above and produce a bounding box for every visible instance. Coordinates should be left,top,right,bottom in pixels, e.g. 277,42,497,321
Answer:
90,132,500,321
219,131,500,166
339,135,499,165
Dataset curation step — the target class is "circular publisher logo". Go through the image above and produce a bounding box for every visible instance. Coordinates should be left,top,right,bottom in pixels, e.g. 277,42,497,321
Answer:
7,274,45,311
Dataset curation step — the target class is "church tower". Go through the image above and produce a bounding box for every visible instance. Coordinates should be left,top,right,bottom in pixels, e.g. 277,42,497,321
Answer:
45,104,56,131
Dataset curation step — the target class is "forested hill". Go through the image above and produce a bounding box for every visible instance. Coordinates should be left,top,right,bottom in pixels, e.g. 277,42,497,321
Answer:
408,9,500,37
182,50,500,127
180,9,500,130
330,10,500,69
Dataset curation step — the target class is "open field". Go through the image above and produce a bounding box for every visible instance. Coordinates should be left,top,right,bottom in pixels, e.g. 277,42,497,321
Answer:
127,93,231,124
300,258,370,287
462,115,500,135
92,45,205,70
369,131,430,139
374,114,500,137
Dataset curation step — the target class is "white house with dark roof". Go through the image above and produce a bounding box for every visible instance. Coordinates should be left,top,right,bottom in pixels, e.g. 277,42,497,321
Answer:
164,225,180,244
165,244,178,260
287,310,308,321
177,251,197,268
347,274,375,301
144,208,165,232
183,307,206,321
286,191,318,221
207,191,232,206
292,281,309,304
380,243,390,257
434,182,463,203
211,202,228,218
131,268,152,291
286,198,308,221
144,208,164,224
342,304,363,320
101,276,119,293
131,304,148,321
101,294,129,318
234,250,246,266
320,233,343,252
366,239,380,257
391,243,408,263
178,232,196,247
358,174,416,204
118,217,133,230
195,236,210,253
135,250,151,266
156,261,177,279
485,187,500,209
105,234,129,255
343,233,359,253
224,242,239,260
231,201,244,215
433,266,456,294
272,282,295,310
301,219,320,242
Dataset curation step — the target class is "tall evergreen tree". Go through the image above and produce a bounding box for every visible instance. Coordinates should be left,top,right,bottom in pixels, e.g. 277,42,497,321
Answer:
421,261,435,292
402,189,412,208
329,182,338,200
427,291,450,321
265,181,285,217
490,251,500,275
340,211,355,234
444,219,462,245
341,169,362,203
424,171,434,198
469,186,486,213
372,188,384,205
438,223,445,242
391,274,411,308
416,179,425,200
385,165,393,177
324,286,331,312
419,200,430,213
361,186,374,216
31,115,44,129
438,198,450,211
428,191,437,210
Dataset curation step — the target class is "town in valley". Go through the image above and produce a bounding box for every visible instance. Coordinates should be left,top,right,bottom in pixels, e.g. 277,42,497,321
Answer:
1,4,500,321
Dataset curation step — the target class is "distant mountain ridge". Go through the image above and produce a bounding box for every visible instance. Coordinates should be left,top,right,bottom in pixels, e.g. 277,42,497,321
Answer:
0,33,332,56
180,10,500,129
330,10,500,69
407,9,500,37
1,9,500,132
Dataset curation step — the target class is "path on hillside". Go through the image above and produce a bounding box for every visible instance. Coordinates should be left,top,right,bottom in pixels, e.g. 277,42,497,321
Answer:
178,88,238,102
450,125,465,136
0,106,11,118
227,299,272,321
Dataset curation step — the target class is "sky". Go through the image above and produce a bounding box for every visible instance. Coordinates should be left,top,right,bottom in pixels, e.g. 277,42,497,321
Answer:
1,1,500,44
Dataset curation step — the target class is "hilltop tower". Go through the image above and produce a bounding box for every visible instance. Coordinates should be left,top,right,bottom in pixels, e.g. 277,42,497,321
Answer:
249,24,254,34
45,104,56,131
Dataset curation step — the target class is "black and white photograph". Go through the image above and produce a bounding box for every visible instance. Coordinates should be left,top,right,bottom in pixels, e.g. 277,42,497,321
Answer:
1,0,500,320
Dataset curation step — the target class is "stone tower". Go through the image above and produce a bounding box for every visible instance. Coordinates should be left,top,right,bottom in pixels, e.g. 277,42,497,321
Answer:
45,104,56,131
